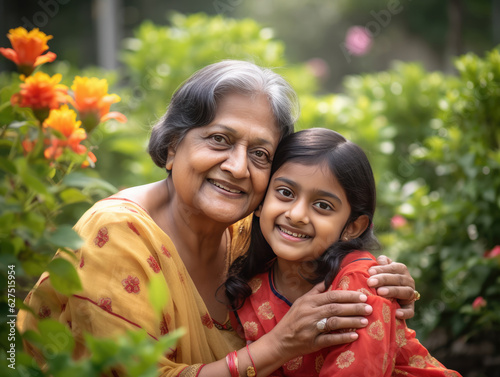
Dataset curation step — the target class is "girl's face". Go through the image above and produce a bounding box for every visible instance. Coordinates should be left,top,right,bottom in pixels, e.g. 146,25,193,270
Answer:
256,161,351,262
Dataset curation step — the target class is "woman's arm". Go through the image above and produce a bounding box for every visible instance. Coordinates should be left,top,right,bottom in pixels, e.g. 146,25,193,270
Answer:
366,255,417,319
199,287,370,377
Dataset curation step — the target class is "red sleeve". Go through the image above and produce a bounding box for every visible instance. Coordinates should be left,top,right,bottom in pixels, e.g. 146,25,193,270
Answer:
319,263,399,376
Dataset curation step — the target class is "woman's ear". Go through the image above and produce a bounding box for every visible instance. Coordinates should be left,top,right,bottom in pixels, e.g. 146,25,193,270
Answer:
254,204,263,217
345,215,370,240
166,148,176,171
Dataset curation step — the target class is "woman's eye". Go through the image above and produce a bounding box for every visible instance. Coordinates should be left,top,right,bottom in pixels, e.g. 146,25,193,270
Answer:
252,149,271,163
314,202,333,211
212,135,226,143
277,188,293,198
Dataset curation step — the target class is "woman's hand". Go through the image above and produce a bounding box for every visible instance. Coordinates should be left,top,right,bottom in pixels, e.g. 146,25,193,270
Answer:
266,283,371,361
366,255,417,319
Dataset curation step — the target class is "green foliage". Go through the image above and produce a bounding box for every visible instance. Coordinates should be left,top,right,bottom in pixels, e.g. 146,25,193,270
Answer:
0,27,183,376
7,320,184,377
95,12,317,188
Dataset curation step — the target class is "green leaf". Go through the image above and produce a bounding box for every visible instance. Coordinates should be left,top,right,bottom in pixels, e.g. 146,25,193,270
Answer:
37,319,76,354
46,225,84,250
148,274,170,318
0,157,17,174
63,172,117,195
47,258,82,296
59,188,89,204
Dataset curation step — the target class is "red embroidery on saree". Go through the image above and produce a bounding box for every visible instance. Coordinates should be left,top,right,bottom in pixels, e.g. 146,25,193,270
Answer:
161,244,171,258
94,227,109,248
127,222,140,236
98,297,112,312
160,317,169,335
147,256,161,273
201,313,214,329
122,275,140,293
38,305,51,319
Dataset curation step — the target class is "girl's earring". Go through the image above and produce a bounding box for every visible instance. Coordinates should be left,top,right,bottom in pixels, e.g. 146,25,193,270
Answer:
343,235,349,241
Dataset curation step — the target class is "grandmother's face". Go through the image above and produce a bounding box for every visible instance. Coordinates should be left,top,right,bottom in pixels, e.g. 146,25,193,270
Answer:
166,92,281,224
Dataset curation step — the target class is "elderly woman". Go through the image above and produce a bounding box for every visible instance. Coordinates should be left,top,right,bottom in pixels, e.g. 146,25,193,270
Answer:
19,60,416,377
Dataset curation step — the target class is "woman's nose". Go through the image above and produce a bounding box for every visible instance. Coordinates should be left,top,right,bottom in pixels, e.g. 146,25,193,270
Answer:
220,146,250,179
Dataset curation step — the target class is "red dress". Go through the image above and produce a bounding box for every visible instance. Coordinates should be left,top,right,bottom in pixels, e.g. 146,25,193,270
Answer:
232,251,462,376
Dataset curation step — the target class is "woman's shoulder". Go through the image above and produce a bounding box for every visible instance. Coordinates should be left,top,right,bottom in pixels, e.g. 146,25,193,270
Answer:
74,197,154,236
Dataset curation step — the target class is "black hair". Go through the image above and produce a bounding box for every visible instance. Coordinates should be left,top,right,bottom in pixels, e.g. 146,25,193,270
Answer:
224,128,379,309
148,60,299,171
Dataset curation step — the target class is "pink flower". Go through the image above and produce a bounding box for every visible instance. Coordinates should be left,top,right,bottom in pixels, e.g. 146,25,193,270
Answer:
391,215,407,229
484,245,500,258
472,296,486,310
345,26,372,56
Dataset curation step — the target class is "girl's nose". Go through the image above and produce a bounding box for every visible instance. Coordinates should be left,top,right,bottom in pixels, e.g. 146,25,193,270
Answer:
286,199,310,225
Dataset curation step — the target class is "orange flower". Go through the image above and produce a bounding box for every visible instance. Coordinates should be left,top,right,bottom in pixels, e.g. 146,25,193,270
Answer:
69,76,127,132
43,105,88,160
0,27,56,76
11,72,68,122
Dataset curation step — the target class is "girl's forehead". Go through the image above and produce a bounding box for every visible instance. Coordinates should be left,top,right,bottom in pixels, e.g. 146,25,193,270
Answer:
273,160,336,180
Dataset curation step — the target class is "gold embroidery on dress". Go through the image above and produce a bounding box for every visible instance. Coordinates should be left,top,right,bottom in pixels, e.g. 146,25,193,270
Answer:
336,350,355,369
315,354,325,373
338,276,350,290
368,319,384,340
257,302,274,320
408,355,426,368
243,321,258,338
284,356,303,371
249,278,262,294
396,328,407,347
382,303,391,323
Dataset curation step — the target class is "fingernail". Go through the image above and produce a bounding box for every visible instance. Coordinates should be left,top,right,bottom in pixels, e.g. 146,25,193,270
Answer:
365,305,373,314
367,278,378,286
368,268,376,276
378,288,389,296
359,294,367,302
396,310,404,318
360,318,368,325
350,332,359,340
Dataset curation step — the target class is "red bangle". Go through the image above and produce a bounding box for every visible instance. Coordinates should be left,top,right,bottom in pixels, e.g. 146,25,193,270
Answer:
226,351,239,377
245,344,257,377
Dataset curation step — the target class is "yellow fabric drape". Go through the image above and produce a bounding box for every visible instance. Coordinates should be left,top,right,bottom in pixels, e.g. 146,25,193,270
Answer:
18,198,250,376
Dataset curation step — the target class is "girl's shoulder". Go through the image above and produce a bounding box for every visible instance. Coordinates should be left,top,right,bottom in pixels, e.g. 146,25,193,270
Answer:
330,251,379,293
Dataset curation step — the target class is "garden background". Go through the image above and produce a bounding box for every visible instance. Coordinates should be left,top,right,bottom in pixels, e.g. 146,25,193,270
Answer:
1,0,499,376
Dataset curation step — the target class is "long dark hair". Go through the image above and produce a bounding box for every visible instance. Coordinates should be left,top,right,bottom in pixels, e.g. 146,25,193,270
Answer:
224,128,379,309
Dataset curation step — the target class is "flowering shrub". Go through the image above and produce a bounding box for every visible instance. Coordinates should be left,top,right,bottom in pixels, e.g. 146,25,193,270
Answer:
0,27,184,376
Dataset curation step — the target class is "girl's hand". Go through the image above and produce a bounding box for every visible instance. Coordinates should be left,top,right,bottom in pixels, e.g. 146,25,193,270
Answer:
366,255,417,320
267,283,371,360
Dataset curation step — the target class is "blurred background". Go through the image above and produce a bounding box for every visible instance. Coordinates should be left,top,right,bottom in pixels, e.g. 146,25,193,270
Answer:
1,1,500,376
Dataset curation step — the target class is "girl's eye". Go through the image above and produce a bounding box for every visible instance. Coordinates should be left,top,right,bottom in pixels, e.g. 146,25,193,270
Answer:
277,188,293,198
314,202,333,211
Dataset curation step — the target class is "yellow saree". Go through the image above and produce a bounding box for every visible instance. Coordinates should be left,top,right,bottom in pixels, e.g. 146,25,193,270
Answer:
18,198,250,376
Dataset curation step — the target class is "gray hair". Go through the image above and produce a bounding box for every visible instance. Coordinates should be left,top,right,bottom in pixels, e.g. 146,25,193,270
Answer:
148,60,299,169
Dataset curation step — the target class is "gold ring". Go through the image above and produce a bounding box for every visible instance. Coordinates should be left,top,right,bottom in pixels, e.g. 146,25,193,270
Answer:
413,290,421,302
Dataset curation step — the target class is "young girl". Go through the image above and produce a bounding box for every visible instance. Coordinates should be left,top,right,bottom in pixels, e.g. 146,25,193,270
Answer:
225,128,461,376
